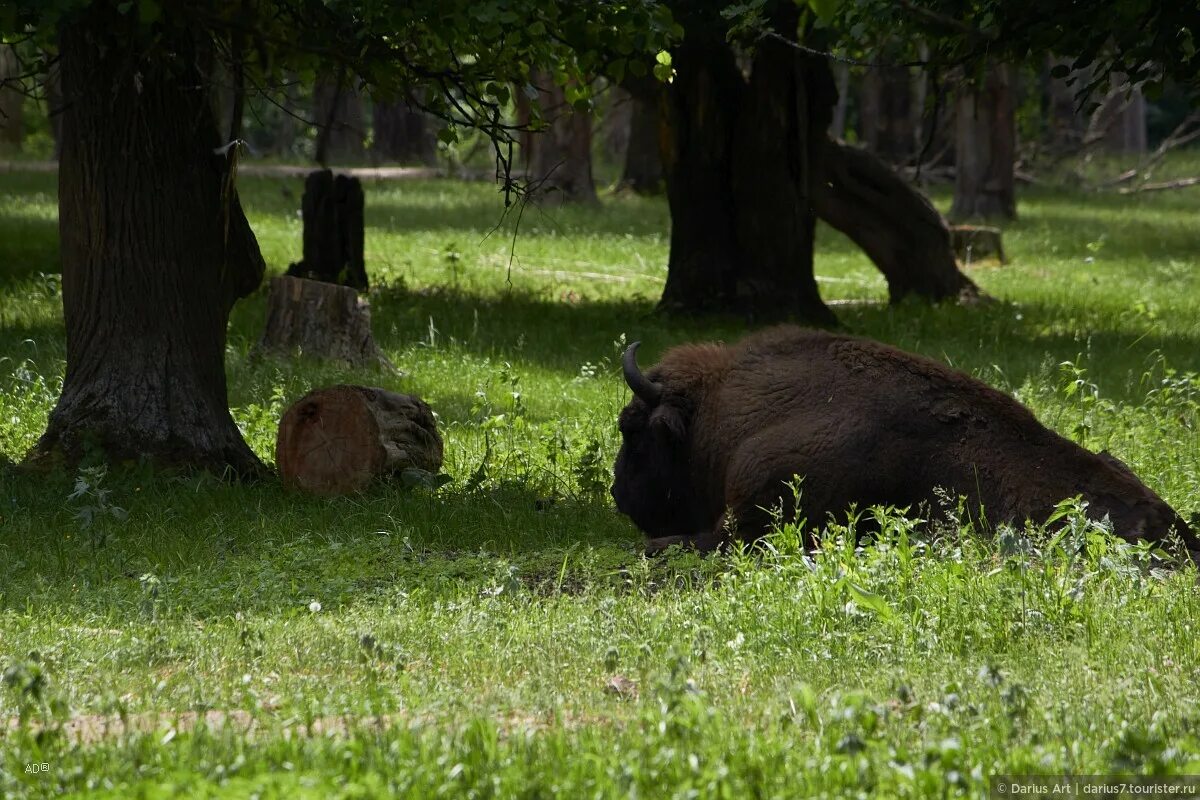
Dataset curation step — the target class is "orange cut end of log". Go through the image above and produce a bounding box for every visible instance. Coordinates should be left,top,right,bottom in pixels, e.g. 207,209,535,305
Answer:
276,387,386,495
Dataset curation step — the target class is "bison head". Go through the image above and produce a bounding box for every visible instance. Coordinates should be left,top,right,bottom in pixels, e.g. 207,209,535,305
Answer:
610,342,706,540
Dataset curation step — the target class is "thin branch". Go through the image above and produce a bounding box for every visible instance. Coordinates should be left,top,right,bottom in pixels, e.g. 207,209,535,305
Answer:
1096,111,1200,188
1118,177,1200,194
893,0,998,42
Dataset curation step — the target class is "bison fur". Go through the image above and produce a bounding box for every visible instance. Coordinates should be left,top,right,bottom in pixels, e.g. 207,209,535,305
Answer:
611,326,1197,559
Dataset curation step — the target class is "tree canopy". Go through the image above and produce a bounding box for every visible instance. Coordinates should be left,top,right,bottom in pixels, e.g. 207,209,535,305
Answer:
828,0,1197,97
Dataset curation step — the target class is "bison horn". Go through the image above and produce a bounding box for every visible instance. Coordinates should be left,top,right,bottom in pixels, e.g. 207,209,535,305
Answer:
623,342,662,405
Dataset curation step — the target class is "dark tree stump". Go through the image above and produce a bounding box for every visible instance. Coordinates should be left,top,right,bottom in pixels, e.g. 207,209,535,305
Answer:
276,385,443,495
255,275,392,368
285,169,368,290
950,225,1006,265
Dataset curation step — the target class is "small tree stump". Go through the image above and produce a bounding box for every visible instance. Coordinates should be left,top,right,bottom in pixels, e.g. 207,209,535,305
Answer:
276,385,443,495
254,275,392,368
285,169,368,289
950,225,1006,265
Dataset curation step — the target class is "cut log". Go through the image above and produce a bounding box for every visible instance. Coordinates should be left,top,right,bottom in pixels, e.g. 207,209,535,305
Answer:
950,225,1006,264
254,275,392,368
276,385,443,495
285,169,368,290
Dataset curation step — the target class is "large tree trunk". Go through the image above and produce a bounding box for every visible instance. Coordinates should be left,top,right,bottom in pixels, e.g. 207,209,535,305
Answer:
659,20,833,323
29,7,265,474
657,6,977,319
729,34,831,323
658,39,745,313
0,44,23,153
372,93,437,165
620,76,664,194
521,69,597,204
951,62,1016,220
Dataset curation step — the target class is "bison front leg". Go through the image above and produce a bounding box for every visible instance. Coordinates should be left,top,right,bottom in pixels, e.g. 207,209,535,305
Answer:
644,535,691,555
644,514,733,556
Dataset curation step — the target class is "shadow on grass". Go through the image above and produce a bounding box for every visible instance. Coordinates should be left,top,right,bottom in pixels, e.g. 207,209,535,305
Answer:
0,465,643,617
229,281,1200,402
0,212,60,288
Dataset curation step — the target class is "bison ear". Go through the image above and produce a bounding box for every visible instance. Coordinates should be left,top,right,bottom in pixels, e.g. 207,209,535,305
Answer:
649,404,687,442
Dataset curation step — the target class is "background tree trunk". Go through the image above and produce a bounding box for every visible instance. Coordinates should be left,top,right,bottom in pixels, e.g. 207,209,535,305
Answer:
859,63,915,164
521,69,597,204
620,76,664,194
951,62,1016,220
1088,77,1148,154
0,45,23,153
314,73,365,165
30,7,265,474
372,93,437,165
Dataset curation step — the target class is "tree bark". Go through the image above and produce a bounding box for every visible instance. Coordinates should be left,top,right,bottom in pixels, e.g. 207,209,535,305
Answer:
729,35,831,323
521,69,597,204
620,76,664,194
285,169,368,289
0,44,23,153
830,61,850,140
811,139,980,302
255,276,389,368
658,39,745,313
276,385,442,496
28,7,265,474
654,5,977,319
372,93,437,165
44,57,63,159
951,62,1016,220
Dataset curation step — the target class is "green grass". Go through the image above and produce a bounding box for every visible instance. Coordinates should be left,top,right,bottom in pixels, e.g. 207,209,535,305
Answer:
2,164,1200,798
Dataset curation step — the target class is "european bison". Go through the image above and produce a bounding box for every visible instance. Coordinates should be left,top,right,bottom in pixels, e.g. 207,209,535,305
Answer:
611,326,1197,558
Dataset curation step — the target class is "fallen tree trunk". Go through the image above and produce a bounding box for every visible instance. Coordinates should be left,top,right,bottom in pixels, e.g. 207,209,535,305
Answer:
254,275,392,368
811,139,982,303
276,385,443,495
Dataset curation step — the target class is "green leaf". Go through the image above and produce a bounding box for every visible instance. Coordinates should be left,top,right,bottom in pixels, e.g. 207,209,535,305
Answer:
610,58,627,83
846,582,896,621
807,0,840,22
139,0,161,25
